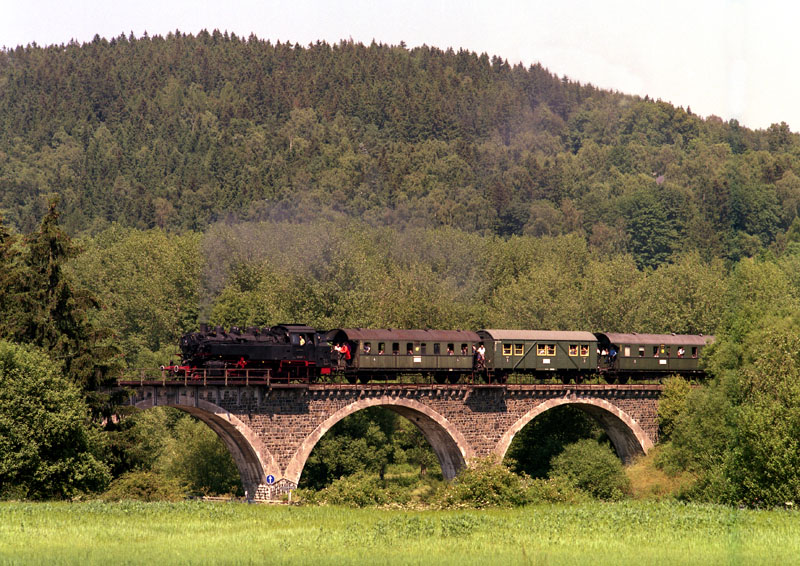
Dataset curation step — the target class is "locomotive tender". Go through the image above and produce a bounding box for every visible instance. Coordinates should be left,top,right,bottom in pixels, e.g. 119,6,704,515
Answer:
172,324,713,384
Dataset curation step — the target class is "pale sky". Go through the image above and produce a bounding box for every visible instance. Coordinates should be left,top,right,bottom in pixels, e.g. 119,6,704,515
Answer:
2,0,799,131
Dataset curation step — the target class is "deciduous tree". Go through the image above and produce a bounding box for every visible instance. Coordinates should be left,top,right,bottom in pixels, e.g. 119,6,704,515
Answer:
0,341,110,499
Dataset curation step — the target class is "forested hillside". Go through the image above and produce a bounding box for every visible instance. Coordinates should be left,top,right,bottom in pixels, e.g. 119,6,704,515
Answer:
2,31,799,267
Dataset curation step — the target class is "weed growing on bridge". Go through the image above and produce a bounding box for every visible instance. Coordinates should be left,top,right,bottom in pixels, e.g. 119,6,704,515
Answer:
1,500,799,565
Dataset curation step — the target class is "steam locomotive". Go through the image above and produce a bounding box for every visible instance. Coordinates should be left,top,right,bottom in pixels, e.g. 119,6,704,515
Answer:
167,323,713,384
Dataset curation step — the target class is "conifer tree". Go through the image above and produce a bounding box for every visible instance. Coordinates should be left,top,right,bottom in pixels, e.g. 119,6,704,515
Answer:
18,198,117,391
0,213,24,339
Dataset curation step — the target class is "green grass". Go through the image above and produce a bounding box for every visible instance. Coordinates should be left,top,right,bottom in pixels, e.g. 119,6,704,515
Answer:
0,500,798,565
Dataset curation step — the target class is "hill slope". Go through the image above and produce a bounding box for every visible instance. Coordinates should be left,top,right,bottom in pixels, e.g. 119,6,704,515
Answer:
1,32,799,265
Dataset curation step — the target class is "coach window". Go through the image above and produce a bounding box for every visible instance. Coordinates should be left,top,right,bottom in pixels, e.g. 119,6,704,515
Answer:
503,344,513,356
378,342,385,355
363,342,372,354
652,346,659,357
580,344,590,357
638,347,645,357
513,344,524,356
420,343,427,355
537,344,555,356
692,347,698,358
460,343,468,355
406,343,414,355
623,346,631,357
569,344,578,356
392,343,400,355
433,343,441,355
447,343,455,355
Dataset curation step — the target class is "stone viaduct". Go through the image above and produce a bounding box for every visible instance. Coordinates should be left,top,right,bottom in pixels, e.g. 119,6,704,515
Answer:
126,383,662,501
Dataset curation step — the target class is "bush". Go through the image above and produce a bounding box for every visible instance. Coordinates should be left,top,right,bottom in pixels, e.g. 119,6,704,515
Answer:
505,405,604,479
434,457,529,509
524,476,591,504
658,375,692,440
303,472,411,507
296,460,590,509
549,440,631,501
100,471,186,502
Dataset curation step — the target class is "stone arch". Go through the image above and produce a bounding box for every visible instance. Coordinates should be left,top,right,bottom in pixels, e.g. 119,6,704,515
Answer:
135,397,279,498
494,398,654,464
284,397,474,486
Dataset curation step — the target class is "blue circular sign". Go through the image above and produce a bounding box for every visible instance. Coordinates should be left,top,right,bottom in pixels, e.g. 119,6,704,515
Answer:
266,475,276,485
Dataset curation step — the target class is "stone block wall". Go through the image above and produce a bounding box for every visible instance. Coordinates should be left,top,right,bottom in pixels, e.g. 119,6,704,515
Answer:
133,383,662,501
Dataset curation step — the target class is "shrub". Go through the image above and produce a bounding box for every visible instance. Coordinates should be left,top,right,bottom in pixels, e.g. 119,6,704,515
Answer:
549,440,631,501
524,476,590,504
658,375,691,439
100,471,186,502
297,460,591,509
157,416,243,496
308,472,411,507
434,457,529,509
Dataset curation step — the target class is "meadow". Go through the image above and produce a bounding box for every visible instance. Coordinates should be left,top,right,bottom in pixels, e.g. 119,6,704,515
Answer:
0,500,798,565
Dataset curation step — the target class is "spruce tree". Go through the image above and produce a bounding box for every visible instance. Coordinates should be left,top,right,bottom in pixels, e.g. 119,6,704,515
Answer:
19,198,117,391
0,213,24,339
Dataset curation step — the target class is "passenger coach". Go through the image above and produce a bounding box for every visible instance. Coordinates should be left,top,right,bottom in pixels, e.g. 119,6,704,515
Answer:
324,328,480,383
477,329,598,381
594,332,713,378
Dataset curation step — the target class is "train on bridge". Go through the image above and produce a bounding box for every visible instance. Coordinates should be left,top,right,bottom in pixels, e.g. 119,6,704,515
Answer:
164,324,714,385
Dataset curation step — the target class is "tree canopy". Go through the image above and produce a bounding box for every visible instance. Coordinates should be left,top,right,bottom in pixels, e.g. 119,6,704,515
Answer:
0,340,110,499
2,34,799,267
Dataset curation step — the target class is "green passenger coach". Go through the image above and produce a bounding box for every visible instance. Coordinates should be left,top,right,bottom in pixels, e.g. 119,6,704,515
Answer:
325,328,480,383
594,332,713,377
477,329,598,379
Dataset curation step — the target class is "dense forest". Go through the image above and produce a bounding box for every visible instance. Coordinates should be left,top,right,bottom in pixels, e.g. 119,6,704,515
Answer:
1,32,800,507
2,31,800,266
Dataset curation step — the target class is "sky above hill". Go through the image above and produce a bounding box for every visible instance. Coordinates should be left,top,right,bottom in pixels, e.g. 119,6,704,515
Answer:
3,0,799,132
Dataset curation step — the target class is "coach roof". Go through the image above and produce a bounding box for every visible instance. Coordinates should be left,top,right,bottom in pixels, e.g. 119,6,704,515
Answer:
327,328,481,342
478,329,597,342
597,333,714,346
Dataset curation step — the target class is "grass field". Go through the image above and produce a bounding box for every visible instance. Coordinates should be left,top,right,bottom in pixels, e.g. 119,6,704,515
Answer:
0,500,798,565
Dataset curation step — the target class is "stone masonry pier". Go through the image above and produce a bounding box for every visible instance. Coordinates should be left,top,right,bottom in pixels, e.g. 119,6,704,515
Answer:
127,383,661,501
